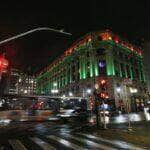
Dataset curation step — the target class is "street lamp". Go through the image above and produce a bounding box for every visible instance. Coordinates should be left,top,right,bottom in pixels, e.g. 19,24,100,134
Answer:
53,82,57,87
0,27,72,46
86,89,92,94
116,87,121,93
69,92,73,97
0,27,71,82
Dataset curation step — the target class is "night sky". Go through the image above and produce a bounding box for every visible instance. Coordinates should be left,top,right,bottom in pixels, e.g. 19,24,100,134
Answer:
0,0,149,75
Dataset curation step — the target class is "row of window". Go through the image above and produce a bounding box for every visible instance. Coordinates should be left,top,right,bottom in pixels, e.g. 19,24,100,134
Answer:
114,60,144,80
114,50,142,65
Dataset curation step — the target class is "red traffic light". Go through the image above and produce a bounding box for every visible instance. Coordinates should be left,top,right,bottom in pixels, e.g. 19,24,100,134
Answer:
0,56,9,72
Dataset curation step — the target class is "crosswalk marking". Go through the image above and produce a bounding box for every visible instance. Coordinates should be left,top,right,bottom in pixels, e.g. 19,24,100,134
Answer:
6,133,146,150
111,140,145,150
77,133,123,148
30,137,56,150
47,135,86,150
8,139,27,150
63,133,116,150
78,133,145,150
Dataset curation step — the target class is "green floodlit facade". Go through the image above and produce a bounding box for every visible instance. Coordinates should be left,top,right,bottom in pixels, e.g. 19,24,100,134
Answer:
36,30,147,111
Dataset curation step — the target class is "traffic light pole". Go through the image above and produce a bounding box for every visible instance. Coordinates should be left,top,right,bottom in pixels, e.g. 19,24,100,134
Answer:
90,32,100,128
124,84,132,130
95,99,100,128
93,88,100,128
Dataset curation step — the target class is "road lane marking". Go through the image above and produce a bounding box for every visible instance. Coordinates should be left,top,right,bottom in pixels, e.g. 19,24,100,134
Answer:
63,133,116,150
8,140,27,150
30,137,56,150
78,133,145,150
47,135,86,150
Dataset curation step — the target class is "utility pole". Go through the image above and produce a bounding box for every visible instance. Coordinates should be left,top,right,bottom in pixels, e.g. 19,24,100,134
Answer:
90,32,100,128
94,84,100,128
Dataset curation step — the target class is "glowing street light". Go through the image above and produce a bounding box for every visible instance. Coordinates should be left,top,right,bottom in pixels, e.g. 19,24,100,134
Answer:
116,87,121,93
0,27,71,82
53,82,57,87
0,27,72,46
87,89,92,94
69,92,73,96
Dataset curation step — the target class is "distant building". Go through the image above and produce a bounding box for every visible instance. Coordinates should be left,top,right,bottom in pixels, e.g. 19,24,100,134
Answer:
36,30,148,112
144,66,150,101
5,69,20,94
5,68,36,95
17,73,36,95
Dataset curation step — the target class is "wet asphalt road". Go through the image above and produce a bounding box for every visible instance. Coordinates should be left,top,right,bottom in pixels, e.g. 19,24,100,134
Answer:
0,121,147,150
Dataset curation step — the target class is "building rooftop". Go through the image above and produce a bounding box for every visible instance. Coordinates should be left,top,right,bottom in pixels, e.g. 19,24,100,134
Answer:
38,30,143,76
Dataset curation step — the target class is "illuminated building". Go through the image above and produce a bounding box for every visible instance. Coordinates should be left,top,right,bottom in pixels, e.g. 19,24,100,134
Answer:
36,30,147,112
17,74,36,95
6,69,20,94
5,68,36,95
144,66,150,102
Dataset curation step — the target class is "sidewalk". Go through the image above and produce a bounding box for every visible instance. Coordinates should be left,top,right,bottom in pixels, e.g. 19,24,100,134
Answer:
89,111,150,124
77,121,150,149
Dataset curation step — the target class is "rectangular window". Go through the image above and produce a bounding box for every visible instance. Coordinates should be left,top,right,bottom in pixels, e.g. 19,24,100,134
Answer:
126,65,131,78
120,63,126,77
87,61,90,78
135,68,139,79
71,62,76,82
114,60,120,77
96,48,105,55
